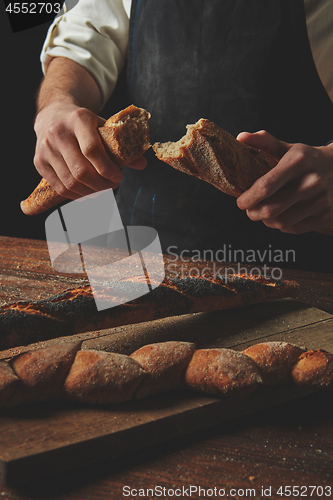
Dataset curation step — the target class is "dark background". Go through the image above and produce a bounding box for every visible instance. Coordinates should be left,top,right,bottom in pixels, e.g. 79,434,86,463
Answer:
0,10,127,242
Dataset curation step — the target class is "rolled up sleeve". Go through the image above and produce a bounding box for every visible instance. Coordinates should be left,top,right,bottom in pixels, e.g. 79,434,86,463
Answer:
40,0,129,108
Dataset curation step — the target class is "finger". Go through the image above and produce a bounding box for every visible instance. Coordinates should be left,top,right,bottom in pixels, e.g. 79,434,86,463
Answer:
39,146,96,198
126,156,148,170
277,209,333,235
245,173,326,222
73,112,124,183
262,194,329,233
34,160,84,200
237,146,309,211
237,130,291,162
59,134,121,193
246,183,299,221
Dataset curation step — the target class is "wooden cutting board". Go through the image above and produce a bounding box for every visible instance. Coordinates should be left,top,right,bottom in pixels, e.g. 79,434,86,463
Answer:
0,297,332,485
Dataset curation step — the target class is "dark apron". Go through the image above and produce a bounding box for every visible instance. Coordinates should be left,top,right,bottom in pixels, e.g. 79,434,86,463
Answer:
116,0,333,272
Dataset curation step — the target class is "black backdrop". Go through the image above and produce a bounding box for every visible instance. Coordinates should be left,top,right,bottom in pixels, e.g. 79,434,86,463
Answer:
0,12,127,241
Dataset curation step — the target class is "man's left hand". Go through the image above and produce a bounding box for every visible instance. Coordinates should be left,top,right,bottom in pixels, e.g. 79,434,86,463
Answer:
236,130,333,234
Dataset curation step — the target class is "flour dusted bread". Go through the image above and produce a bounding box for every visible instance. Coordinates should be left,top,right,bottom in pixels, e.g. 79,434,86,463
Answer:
185,348,263,397
21,105,151,216
153,119,276,197
291,349,333,390
1,341,333,409
7,341,81,406
64,350,146,404
130,341,196,398
243,341,306,385
0,275,298,351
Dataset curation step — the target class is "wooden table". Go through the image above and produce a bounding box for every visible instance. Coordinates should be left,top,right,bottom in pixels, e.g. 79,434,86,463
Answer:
0,236,333,500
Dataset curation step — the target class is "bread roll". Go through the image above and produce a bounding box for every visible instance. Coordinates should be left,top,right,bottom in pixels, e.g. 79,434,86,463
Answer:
64,350,147,404
291,349,333,390
243,341,306,385
130,341,196,398
185,348,263,397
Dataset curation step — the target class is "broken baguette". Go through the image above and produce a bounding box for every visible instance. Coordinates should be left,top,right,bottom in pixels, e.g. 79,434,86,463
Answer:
153,119,276,197
21,105,151,216
153,119,333,236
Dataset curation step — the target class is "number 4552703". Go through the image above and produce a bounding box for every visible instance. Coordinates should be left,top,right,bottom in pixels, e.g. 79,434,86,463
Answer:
277,485,332,497
5,3,61,14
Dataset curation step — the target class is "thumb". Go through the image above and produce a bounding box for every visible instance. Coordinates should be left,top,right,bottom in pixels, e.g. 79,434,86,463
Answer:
237,130,291,162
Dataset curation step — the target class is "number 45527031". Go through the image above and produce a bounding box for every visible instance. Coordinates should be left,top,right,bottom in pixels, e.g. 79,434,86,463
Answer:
277,485,332,497
5,3,61,14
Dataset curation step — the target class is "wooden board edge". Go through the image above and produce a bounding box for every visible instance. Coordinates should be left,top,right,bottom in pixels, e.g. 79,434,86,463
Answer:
1,385,314,485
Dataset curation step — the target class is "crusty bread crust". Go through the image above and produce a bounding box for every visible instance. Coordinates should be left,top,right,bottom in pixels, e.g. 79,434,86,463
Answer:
1,340,332,409
21,105,151,216
153,119,276,197
291,349,333,390
0,274,298,351
185,348,263,396
8,341,81,406
130,341,196,398
64,349,146,404
243,341,306,385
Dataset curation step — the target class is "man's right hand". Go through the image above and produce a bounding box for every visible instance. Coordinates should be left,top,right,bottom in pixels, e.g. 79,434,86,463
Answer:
34,103,147,200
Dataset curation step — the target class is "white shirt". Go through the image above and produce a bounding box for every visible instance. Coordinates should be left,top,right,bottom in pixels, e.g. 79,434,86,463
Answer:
41,0,333,109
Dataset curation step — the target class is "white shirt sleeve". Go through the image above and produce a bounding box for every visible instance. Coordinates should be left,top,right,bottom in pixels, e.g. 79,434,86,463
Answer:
40,0,130,108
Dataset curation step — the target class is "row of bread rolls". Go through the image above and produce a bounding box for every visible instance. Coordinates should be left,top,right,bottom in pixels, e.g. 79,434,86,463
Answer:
1,340,332,408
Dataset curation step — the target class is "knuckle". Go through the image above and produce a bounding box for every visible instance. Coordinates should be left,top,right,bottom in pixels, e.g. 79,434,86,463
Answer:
256,129,270,139
305,173,322,191
81,141,99,158
261,205,276,219
256,177,271,198
56,184,70,197
62,176,76,192
71,107,92,124
71,164,87,182
48,121,65,139
291,144,308,166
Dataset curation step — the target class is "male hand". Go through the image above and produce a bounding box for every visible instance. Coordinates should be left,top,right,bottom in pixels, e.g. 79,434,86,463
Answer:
236,131,333,234
34,102,147,200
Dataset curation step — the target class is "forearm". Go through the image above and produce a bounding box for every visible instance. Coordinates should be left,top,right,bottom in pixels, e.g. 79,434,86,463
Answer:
36,57,102,114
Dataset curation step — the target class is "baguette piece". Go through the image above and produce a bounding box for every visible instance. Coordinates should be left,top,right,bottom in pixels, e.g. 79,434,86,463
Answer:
64,350,146,404
243,341,306,385
21,105,151,216
153,119,276,197
291,349,333,390
153,119,333,236
185,348,263,397
0,275,298,351
130,341,196,398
